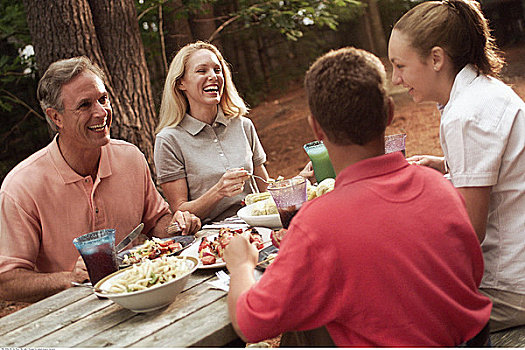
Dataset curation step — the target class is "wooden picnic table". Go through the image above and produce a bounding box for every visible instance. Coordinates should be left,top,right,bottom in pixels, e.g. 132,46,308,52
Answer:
0,268,244,347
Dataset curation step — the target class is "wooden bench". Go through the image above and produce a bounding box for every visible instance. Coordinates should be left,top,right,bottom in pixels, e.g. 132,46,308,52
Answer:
490,326,525,347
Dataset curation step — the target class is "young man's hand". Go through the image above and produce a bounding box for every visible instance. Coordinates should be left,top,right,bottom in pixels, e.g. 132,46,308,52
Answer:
224,234,258,273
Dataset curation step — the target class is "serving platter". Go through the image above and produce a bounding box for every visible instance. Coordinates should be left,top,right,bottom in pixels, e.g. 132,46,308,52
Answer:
181,227,273,269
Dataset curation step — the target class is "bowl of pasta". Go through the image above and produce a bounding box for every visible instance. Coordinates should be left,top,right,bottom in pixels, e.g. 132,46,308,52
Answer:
94,255,198,312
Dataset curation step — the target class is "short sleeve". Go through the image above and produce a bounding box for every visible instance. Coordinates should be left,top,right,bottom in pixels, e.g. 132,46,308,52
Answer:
242,118,266,166
442,108,511,188
154,131,187,185
0,191,40,273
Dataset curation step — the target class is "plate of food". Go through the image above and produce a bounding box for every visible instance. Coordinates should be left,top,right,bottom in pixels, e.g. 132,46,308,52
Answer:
181,227,272,269
117,235,196,268
256,245,279,271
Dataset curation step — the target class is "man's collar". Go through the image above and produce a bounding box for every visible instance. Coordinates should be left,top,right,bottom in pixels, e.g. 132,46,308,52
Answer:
49,135,112,184
336,152,408,187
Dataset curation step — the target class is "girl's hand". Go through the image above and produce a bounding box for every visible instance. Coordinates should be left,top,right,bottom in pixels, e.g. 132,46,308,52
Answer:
406,155,446,174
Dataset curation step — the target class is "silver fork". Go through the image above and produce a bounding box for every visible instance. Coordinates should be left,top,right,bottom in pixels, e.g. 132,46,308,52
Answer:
250,174,271,184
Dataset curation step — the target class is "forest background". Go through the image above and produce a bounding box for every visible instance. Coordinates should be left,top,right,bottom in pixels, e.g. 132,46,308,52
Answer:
0,0,409,181
1,0,524,181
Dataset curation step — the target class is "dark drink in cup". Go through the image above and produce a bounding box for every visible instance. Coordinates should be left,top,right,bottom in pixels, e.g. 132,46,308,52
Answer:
268,177,307,229
73,229,118,286
277,204,302,229
80,243,118,285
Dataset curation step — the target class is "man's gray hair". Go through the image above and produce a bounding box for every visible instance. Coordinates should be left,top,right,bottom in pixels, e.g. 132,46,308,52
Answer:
37,56,107,132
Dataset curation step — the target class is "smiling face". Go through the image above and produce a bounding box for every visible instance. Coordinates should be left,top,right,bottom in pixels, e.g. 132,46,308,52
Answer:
388,29,439,103
179,49,224,112
50,71,112,152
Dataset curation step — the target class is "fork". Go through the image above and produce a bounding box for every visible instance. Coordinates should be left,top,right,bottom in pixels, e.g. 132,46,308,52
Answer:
250,174,271,184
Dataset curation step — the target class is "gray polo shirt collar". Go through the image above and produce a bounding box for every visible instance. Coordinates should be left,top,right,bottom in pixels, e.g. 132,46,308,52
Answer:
179,107,230,136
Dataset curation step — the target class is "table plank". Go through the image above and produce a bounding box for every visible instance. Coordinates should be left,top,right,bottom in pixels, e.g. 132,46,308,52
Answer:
28,273,217,348
0,287,92,337
0,293,112,347
131,296,238,347
28,303,136,348
491,326,525,347
74,280,226,347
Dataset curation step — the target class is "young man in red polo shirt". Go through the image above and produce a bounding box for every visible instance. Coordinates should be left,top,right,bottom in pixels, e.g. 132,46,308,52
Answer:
223,47,491,346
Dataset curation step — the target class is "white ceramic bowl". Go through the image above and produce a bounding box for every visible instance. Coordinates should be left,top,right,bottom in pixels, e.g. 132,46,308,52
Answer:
94,256,198,313
237,204,282,229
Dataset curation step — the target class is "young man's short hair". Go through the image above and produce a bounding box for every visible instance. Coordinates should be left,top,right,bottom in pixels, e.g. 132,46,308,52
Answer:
304,47,389,145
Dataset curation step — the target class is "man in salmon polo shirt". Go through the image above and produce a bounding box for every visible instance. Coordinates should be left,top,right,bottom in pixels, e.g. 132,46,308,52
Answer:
223,47,492,346
0,56,201,303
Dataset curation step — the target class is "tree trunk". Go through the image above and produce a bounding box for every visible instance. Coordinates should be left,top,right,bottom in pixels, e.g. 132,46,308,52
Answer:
189,3,219,46
366,0,387,57
23,0,108,76
23,0,158,177
164,0,194,59
88,0,157,175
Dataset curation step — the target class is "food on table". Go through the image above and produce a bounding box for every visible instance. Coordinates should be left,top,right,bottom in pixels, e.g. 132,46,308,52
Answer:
198,227,265,265
266,253,278,265
271,228,287,249
306,177,335,200
251,197,278,216
122,237,183,265
306,181,317,201
316,178,335,197
107,256,193,293
244,192,272,206
246,178,335,217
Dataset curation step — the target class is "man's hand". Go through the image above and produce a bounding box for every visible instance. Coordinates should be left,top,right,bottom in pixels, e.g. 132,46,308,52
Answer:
171,210,201,235
406,155,446,174
71,255,89,283
224,234,258,273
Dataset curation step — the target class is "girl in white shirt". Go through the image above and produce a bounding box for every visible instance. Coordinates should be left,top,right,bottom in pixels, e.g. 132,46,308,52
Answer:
388,0,525,332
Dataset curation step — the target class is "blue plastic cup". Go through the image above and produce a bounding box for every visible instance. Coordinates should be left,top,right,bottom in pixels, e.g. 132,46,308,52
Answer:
73,229,118,286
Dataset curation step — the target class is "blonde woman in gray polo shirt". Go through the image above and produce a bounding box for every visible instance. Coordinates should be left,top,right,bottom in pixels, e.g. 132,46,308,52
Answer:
154,41,270,224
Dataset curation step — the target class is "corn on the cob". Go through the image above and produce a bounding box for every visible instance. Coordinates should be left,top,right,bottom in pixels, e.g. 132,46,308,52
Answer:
244,192,272,206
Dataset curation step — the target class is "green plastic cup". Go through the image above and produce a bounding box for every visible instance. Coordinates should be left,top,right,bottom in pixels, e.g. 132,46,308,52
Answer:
303,141,336,184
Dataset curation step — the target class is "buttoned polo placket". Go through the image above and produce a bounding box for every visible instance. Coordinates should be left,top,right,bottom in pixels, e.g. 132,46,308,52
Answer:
81,175,105,230
207,121,231,169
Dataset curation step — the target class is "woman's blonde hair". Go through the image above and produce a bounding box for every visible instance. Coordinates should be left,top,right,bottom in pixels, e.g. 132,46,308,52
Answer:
156,41,248,133
393,0,505,77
